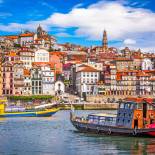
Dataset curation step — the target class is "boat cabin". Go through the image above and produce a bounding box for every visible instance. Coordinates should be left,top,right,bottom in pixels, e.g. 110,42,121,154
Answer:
117,98,155,129
87,98,155,129
88,113,117,126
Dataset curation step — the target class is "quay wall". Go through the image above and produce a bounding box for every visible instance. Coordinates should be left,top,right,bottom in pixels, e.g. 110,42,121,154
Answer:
60,103,118,110
83,103,118,110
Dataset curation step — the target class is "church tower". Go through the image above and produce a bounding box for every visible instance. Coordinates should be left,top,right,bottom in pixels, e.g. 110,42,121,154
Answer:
102,30,108,51
37,24,43,38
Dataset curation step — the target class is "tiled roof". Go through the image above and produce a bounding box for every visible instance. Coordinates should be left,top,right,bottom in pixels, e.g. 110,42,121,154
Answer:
19,33,34,37
115,57,132,61
137,71,150,77
32,62,57,69
78,66,99,72
7,51,17,57
24,69,30,76
125,97,154,104
49,51,67,56
6,35,18,39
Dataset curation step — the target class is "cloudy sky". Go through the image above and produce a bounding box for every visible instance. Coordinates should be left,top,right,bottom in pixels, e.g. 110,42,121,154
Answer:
0,0,155,51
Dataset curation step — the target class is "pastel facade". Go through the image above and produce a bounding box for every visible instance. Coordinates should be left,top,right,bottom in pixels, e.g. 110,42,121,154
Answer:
13,62,25,95
2,62,14,96
19,47,35,69
35,49,49,62
75,65,100,96
49,54,63,74
41,65,55,95
23,69,32,95
31,67,42,95
18,32,34,46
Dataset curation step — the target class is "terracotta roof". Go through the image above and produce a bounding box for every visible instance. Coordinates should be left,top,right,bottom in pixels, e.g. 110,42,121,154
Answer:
49,51,67,56
137,71,150,77
78,66,99,72
32,62,57,69
125,97,154,105
6,35,18,39
19,33,34,37
24,69,30,76
115,57,132,61
7,51,17,57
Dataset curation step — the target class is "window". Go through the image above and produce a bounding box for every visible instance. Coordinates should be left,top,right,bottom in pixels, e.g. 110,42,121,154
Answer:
7,90,9,94
39,81,41,86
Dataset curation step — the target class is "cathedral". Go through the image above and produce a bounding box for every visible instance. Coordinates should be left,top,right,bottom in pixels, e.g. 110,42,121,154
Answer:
37,24,48,38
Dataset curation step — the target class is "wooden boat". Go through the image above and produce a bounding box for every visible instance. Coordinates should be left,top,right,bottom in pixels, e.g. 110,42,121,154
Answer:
0,104,59,117
70,98,155,137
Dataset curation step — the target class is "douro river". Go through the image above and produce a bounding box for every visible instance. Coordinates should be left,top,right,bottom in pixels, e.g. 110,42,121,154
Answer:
0,110,155,155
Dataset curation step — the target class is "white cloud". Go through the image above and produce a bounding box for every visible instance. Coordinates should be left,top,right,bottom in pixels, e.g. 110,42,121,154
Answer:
48,1,155,41
1,0,155,50
72,3,84,9
124,39,136,45
55,32,71,37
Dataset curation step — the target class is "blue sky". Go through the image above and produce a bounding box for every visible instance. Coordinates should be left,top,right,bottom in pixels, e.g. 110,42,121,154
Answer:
1,0,155,51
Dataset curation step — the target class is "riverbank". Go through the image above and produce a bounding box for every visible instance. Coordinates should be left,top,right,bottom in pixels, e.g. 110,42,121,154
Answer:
59,103,118,110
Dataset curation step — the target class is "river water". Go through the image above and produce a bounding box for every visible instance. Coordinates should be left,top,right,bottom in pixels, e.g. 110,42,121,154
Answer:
0,110,155,155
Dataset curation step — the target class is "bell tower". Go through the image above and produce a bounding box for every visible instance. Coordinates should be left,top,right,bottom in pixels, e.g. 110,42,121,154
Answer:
102,30,108,52
37,24,43,38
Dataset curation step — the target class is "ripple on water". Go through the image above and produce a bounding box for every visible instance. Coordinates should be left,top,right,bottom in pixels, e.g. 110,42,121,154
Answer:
0,110,154,155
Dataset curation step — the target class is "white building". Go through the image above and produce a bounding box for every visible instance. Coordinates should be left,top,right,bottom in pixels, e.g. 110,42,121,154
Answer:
18,32,35,46
75,65,100,96
41,65,55,95
142,58,153,70
23,69,32,95
35,49,49,62
31,67,42,95
19,47,35,69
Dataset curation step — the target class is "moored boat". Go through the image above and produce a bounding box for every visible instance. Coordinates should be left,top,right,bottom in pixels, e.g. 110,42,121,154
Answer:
70,98,155,137
0,104,59,117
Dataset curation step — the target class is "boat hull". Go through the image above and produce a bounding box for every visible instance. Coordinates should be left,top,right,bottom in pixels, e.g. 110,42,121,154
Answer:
71,120,155,137
0,108,59,117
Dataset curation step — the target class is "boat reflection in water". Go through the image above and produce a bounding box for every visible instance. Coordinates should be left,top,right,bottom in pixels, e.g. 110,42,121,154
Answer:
76,132,155,154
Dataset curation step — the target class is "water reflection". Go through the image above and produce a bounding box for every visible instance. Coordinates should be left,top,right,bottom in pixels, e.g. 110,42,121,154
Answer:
0,111,155,155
